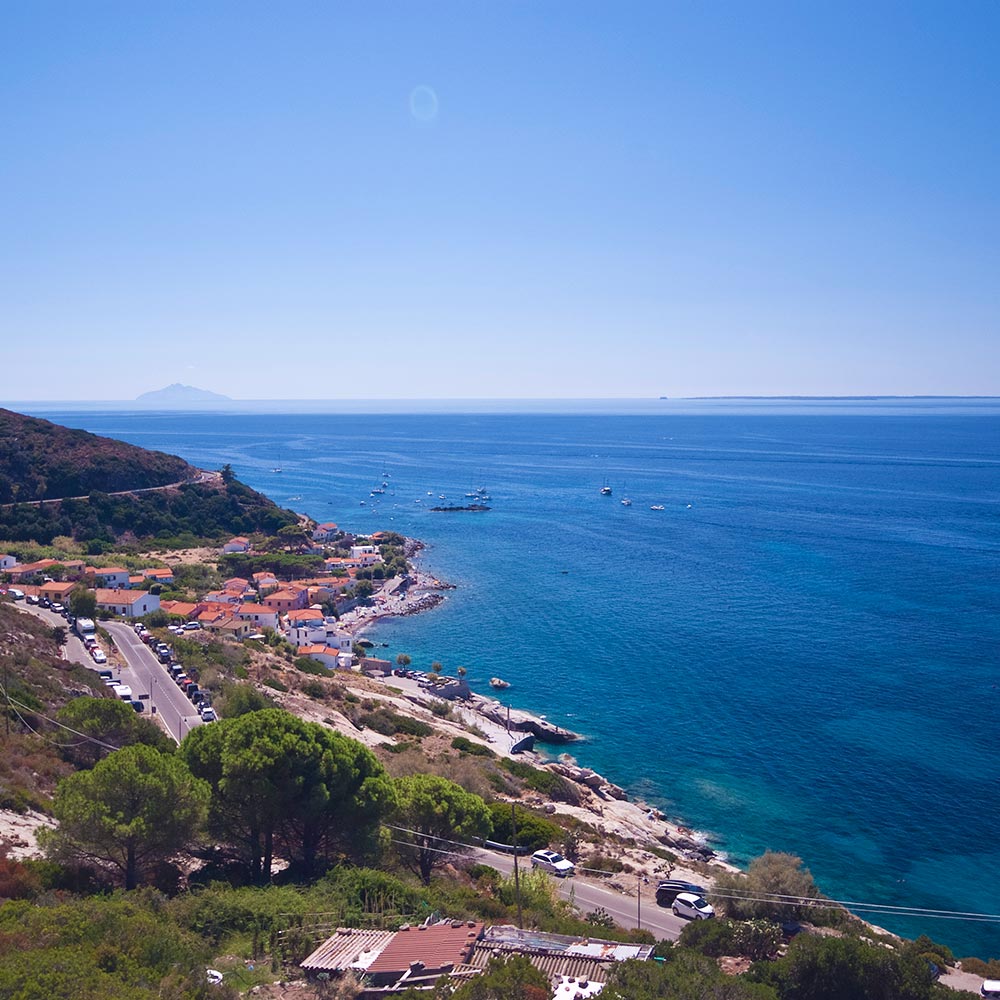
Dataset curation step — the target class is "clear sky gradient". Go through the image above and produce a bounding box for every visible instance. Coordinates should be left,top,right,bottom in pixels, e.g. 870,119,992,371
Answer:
2,2,997,400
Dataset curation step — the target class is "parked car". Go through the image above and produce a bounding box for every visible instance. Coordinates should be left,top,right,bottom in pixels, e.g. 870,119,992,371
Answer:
26,594,39,605
530,850,576,877
52,603,65,614
97,669,113,681
186,683,200,700
130,700,145,713
200,707,217,723
655,880,708,906
91,648,107,664
183,621,202,631
981,980,1000,999
84,635,98,649
672,892,715,920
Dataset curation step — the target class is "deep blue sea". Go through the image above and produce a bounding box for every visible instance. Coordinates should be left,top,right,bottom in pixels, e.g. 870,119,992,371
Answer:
20,399,1000,956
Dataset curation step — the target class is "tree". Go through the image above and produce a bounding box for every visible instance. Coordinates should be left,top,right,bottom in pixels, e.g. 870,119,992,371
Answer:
712,851,823,922
51,625,67,647
430,661,443,676
603,950,778,1000
395,653,411,668
750,933,936,1000
39,744,210,889
278,524,308,551
220,463,236,484
181,709,394,882
450,955,550,1000
392,773,491,883
69,586,97,618
486,803,562,853
456,665,467,677
57,696,173,767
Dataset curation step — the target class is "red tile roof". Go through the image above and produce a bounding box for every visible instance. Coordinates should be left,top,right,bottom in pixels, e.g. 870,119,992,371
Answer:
366,922,483,976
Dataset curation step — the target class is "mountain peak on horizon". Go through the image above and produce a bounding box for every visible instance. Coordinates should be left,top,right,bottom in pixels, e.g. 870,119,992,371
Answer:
135,383,231,403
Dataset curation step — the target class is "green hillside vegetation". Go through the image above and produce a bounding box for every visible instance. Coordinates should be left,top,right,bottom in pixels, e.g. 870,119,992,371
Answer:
0,408,194,503
0,476,299,548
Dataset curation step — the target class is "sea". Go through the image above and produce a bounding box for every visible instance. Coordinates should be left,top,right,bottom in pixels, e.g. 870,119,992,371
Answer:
15,397,1000,957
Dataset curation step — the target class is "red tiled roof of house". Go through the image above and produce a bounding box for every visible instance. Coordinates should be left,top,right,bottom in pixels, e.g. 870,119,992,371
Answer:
298,644,335,656
235,603,273,615
286,609,324,621
95,566,128,575
366,922,484,975
94,588,145,605
160,601,199,617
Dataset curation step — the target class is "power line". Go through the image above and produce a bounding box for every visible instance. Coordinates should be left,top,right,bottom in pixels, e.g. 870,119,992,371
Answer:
387,824,1000,926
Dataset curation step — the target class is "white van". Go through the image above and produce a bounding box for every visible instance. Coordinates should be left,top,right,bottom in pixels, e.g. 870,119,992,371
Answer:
112,684,133,701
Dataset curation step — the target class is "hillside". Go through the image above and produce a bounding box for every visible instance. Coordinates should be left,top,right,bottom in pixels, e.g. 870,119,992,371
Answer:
0,409,299,546
0,408,194,503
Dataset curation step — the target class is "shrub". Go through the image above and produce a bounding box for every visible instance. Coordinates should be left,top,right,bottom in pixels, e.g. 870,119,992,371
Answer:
358,708,432,738
500,759,581,804
261,677,288,693
295,657,329,675
451,737,495,757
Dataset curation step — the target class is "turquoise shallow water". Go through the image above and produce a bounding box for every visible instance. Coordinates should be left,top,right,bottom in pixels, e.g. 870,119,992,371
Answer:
27,400,1000,956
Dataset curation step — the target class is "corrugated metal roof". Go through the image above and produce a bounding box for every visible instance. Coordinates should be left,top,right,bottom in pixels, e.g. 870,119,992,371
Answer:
300,928,396,972
467,942,614,984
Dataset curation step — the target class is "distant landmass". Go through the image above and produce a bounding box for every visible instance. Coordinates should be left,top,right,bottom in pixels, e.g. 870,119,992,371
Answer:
135,383,231,404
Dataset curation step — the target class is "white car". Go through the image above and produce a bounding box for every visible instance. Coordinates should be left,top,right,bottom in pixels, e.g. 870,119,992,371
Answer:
200,707,217,722
981,980,1000,999
672,892,715,920
91,648,107,664
530,849,575,877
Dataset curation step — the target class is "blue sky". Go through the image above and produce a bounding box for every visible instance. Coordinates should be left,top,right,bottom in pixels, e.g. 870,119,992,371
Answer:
2,1,997,400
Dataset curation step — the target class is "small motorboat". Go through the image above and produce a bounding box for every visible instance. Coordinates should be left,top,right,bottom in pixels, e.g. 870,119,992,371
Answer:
650,504,665,511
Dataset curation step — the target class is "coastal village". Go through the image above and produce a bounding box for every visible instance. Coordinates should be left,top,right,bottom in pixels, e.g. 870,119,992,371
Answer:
1,522,744,999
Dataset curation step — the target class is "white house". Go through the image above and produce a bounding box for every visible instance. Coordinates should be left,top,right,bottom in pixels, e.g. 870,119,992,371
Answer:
0,554,17,572
296,644,344,670
93,567,131,589
233,603,280,631
222,536,251,554
94,589,161,619
311,522,339,542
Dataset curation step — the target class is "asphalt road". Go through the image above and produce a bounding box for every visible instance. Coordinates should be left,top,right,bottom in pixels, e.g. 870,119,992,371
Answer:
17,603,203,743
477,847,688,941
104,622,203,743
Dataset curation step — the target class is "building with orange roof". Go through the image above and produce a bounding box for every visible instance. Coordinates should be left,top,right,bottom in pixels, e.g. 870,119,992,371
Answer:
9,559,60,583
38,580,75,604
311,522,339,542
204,616,251,640
93,567,131,588
262,587,308,612
232,603,279,630
94,588,160,618
222,536,251,554
295,644,345,669
143,567,175,583
160,600,200,619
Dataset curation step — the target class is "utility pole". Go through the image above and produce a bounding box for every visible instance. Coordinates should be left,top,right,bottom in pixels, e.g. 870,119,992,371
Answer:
511,802,523,930
637,874,642,929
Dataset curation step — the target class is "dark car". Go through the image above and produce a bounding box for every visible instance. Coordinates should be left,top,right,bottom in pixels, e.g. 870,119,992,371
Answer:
130,700,145,713
655,879,708,906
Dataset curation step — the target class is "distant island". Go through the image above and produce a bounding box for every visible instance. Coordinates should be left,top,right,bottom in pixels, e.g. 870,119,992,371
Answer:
135,383,231,404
